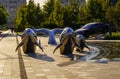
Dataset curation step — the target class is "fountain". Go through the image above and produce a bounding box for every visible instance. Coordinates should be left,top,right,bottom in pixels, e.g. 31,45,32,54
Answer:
84,40,120,62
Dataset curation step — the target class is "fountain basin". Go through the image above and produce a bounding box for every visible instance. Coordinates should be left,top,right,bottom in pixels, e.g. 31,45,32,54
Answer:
86,40,120,60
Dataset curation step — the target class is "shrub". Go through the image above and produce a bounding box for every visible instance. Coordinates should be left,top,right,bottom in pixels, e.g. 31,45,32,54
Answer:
40,21,58,29
105,32,120,40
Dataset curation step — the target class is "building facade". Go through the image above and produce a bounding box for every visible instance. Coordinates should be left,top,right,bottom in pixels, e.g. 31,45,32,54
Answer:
59,0,86,6
0,0,26,28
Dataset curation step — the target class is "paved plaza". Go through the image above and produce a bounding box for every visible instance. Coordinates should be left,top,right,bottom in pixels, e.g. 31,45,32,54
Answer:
0,30,120,79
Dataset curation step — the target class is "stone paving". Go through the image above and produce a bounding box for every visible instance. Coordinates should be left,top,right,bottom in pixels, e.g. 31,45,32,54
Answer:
0,31,120,79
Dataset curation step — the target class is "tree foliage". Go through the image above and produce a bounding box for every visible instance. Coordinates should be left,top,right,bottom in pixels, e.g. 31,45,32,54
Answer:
52,0,64,27
85,0,105,22
15,0,43,31
63,0,80,28
79,5,88,24
26,0,36,26
43,0,55,18
106,0,120,31
79,0,120,30
0,5,9,25
14,0,120,31
32,3,44,28
15,5,27,31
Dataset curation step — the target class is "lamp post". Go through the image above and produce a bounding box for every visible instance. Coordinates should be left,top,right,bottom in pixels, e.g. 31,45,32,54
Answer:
109,0,112,37
109,0,118,36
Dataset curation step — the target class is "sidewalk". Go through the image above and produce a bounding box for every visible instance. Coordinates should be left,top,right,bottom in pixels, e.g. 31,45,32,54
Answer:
0,33,120,79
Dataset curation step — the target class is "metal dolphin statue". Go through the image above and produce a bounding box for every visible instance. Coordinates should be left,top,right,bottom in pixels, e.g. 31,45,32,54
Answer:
32,27,63,45
15,28,44,53
76,34,90,52
53,27,81,55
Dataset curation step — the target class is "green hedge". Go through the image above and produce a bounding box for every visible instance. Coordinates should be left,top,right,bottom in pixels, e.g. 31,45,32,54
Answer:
105,32,120,40
40,21,58,29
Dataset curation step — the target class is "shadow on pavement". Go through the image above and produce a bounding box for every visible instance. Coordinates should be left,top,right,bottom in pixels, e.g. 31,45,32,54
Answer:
57,54,85,67
0,33,16,37
25,53,55,62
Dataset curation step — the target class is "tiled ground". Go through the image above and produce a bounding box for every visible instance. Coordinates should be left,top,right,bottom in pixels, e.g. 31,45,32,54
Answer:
0,31,120,79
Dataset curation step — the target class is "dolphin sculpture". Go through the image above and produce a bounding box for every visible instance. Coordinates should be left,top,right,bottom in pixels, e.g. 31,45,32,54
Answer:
76,34,90,52
32,27,63,45
53,27,81,55
15,28,44,53
74,22,109,38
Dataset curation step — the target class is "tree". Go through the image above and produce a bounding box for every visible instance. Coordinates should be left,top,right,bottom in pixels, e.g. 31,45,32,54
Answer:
33,3,44,28
63,0,80,28
78,0,109,26
86,0,105,22
15,0,45,31
79,4,88,25
0,5,9,25
41,0,56,28
43,0,55,18
106,0,120,31
26,0,36,26
63,6,72,27
52,0,64,27
113,0,120,30
15,5,27,31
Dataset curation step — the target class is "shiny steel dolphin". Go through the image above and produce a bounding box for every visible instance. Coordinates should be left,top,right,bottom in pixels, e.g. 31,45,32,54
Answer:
32,27,63,45
53,27,81,55
15,28,44,53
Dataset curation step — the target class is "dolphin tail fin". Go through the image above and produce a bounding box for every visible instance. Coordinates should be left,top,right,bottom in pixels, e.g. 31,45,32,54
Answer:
15,41,23,52
53,28,63,35
53,43,62,54
39,39,41,46
71,36,81,51
75,42,81,49
35,40,44,52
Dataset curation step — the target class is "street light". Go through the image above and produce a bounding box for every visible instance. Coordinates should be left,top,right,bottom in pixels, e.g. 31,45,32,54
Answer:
109,0,118,37
108,0,112,37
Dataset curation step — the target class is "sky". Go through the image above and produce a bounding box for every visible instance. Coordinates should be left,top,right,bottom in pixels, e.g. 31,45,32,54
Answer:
26,0,47,7
26,0,88,7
